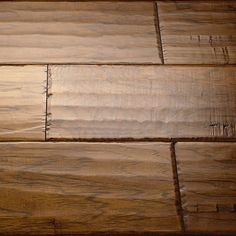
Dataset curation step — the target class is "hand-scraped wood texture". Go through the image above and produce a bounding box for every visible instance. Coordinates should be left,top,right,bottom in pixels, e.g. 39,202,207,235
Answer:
0,142,180,234
0,1,160,64
48,65,236,139
176,142,236,232
157,1,236,64
0,66,46,141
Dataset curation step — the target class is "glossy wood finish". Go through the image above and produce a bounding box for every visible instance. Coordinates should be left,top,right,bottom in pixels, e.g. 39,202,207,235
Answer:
0,1,160,64
0,142,180,234
48,65,236,140
157,0,236,64
0,66,46,141
175,142,236,232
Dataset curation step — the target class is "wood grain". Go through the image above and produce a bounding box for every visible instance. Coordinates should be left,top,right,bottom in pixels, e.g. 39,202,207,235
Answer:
0,66,46,141
0,142,180,234
175,142,236,232
48,65,236,139
0,1,160,64
157,0,236,64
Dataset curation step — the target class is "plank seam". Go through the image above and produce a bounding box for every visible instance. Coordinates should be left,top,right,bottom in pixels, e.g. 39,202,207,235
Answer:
170,141,185,232
44,65,49,141
45,65,52,141
0,138,235,143
1,64,236,66
153,1,165,64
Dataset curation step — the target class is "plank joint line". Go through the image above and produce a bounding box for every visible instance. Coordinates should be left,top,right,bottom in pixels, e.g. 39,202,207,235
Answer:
45,65,49,141
153,2,164,64
170,141,185,232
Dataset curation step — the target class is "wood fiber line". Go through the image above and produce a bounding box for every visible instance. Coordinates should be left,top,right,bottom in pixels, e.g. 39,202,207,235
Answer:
157,0,236,64
0,66,47,141
0,142,180,234
176,142,236,232
48,65,236,140
0,1,161,64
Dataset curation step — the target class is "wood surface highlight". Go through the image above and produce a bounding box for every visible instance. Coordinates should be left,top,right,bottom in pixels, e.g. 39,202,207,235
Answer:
48,65,236,139
0,142,180,234
0,66,46,141
0,1,160,64
175,142,236,232
158,0,236,64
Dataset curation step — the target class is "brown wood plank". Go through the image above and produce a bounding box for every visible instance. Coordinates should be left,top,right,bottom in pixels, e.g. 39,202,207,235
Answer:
48,65,236,140
0,142,180,234
157,0,236,64
0,66,46,141
175,142,236,232
0,1,160,64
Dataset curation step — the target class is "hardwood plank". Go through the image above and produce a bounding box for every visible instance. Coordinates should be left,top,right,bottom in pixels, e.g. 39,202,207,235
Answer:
157,1,236,64
0,66,46,141
0,1,160,64
175,142,236,232
48,65,236,139
0,142,180,234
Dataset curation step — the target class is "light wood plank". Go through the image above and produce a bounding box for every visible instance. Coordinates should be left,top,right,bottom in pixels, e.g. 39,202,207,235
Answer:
0,1,160,64
0,66,46,141
176,142,236,232
157,0,236,64
48,65,236,139
0,142,180,234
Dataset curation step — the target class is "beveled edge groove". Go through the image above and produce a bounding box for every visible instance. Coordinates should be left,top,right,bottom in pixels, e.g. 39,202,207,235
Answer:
45,137,236,143
0,137,236,143
0,232,235,236
1,63,236,67
153,1,164,64
170,141,185,232
44,65,49,141
0,0,230,2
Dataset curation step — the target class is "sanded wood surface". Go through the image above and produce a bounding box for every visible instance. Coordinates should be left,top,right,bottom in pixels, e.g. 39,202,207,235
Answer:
175,142,236,232
0,66,46,141
48,65,236,140
0,142,180,234
0,1,160,64
157,0,236,64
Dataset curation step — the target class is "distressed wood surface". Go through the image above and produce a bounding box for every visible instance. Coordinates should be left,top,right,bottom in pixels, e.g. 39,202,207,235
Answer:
0,142,180,234
175,142,236,232
0,66,46,141
157,0,236,64
48,65,236,140
0,1,160,64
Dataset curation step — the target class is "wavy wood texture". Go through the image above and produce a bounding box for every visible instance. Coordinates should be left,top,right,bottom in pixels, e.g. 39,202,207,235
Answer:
157,0,236,64
175,142,236,232
48,65,236,140
0,66,46,141
0,142,180,234
0,1,160,64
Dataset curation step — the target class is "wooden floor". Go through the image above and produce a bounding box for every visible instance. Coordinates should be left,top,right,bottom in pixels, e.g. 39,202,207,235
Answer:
0,0,235,235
